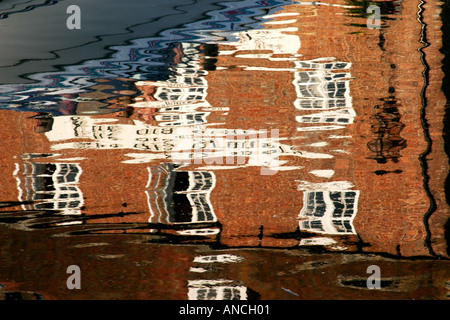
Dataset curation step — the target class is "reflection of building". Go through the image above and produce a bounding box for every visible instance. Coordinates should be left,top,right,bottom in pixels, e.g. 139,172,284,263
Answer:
0,0,448,262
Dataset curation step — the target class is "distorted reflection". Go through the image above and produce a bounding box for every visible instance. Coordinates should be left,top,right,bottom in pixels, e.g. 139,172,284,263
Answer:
0,0,448,300
14,162,84,215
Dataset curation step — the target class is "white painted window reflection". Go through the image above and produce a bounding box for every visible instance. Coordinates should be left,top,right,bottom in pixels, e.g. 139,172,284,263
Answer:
299,190,359,235
146,166,217,225
296,108,356,125
154,112,210,126
154,86,208,102
188,280,248,300
15,163,84,215
293,60,352,111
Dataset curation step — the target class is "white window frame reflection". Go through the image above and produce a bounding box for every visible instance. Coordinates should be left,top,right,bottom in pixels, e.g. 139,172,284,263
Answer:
299,190,359,235
154,112,210,126
293,60,352,111
14,162,84,215
188,280,248,300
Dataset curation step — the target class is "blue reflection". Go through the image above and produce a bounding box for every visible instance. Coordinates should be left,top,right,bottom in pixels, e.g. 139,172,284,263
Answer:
0,0,288,116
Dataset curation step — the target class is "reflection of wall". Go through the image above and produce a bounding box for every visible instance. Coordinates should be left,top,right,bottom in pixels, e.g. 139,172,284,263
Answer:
0,1,447,260
346,1,447,257
205,1,449,257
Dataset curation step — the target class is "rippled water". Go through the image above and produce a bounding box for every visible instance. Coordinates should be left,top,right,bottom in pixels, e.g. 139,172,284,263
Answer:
0,0,449,300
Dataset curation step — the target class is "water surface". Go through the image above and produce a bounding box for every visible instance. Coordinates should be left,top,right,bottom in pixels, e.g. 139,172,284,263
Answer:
0,0,449,300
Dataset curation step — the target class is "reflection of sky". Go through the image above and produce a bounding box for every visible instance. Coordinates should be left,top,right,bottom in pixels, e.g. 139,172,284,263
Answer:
0,0,289,115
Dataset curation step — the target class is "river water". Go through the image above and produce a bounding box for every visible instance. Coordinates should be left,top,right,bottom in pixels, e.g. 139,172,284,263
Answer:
0,0,449,300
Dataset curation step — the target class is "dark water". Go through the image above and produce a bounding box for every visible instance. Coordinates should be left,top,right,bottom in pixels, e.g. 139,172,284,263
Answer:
0,0,449,301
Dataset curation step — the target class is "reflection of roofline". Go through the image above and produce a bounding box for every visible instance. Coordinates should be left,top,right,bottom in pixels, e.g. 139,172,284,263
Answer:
0,0,255,85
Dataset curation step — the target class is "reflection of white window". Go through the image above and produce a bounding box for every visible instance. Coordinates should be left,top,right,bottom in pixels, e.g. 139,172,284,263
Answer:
154,86,208,102
154,112,210,126
299,190,359,235
177,228,220,236
146,166,217,225
295,61,352,70
167,74,208,87
296,98,348,110
15,163,84,215
188,280,248,300
296,108,356,125
230,28,301,55
193,254,244,263
293,60,352,110
92,125,117,140
295,71,350,98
